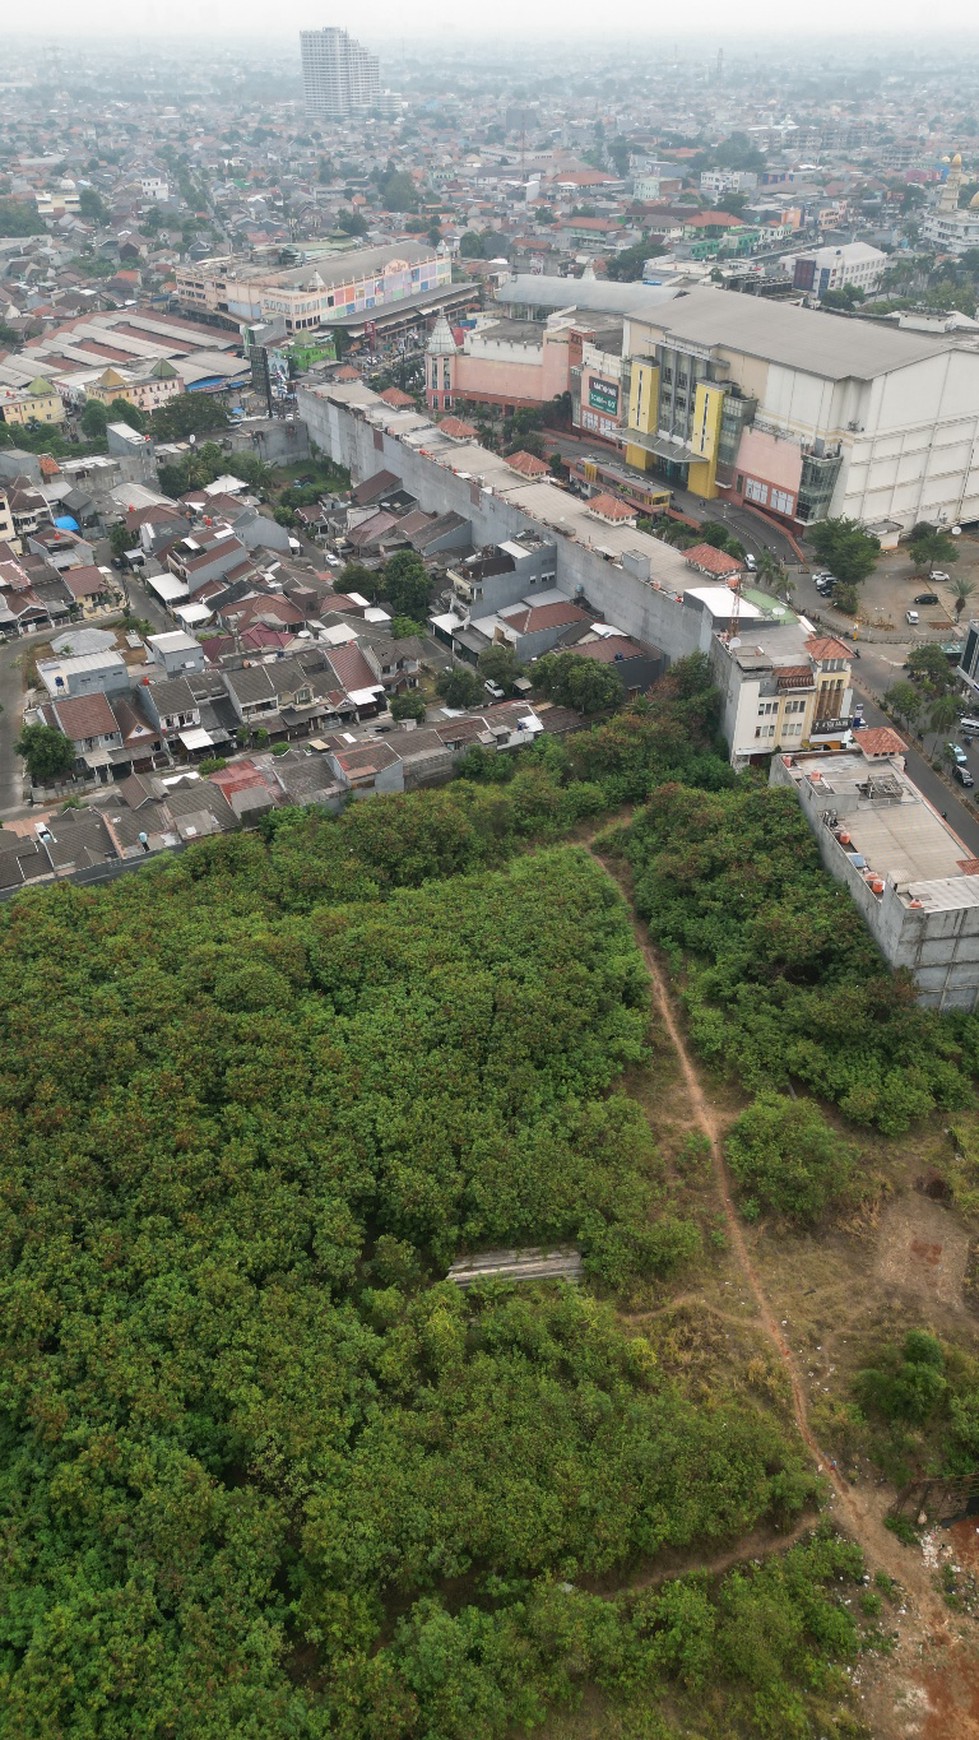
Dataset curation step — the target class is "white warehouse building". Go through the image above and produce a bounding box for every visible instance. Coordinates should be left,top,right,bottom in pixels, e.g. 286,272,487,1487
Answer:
619,288,979,530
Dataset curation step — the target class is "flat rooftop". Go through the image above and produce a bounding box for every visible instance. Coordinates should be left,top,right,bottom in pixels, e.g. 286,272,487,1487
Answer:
786,749,979,909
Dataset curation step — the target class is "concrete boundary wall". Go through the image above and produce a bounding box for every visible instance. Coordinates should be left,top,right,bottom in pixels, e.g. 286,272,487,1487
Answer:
297,385,713,660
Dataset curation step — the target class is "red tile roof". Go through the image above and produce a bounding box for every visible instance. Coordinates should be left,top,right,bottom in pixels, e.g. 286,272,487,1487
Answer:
326,642,382,694
505,450,550,479
49,692,118,741
805,635,852,661
500,600,590,633
684,543,743,578
379,386,415,408
566,635,642,663
588,492,636,523
438,415,478,439
61,564,107,600
853,727,906,758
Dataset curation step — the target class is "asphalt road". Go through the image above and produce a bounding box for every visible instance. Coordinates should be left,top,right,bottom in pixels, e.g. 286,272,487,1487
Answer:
0,637,29,812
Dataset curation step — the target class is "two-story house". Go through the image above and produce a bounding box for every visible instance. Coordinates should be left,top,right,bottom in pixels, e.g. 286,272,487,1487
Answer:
139,675,203,739
167,530,251,595
37,692,124,784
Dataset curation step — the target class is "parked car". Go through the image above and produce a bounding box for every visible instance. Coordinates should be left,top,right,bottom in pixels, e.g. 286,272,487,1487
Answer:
814,575,837,595
948,742,969,765
960,716,979,736
743,552,757,572
930,571,951,584
906,609,919,625
914,592,939,605
954,764,975,787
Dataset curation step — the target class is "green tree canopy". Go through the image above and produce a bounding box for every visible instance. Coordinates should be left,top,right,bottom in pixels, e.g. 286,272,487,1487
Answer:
533,651,624,714
108,396,146,432
725,1092,858,1223
807,518,881,584
390,691,426,722
883,679,922,729
605,237,665,282
906,522,958,572
378,167,419,212
437,664,484,708
150,394,230,442
337,208,369,235
78,185,109,223
382,551,431,620
80,397,109,440
0,196,45,236
15,722,76,784
478,642,525,695
906,642,958,696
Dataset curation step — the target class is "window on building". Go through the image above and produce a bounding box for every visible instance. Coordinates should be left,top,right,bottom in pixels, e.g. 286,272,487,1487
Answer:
745,477,769,505
770,487,794,515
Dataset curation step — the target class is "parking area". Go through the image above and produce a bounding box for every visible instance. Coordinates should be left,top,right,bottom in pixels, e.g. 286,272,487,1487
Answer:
853,537,979,637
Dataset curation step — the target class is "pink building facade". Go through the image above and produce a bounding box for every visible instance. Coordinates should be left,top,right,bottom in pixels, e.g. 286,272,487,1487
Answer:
426,315,577,416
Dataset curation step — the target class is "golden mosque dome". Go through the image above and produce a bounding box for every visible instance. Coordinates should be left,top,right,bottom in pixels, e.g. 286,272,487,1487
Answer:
953,152,963,167
970,191,979,209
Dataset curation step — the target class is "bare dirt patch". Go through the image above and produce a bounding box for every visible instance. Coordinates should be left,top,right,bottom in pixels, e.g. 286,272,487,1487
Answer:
876,1196,970,1309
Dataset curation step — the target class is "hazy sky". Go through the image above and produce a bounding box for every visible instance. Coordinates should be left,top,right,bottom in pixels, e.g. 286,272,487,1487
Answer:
11,5,979,42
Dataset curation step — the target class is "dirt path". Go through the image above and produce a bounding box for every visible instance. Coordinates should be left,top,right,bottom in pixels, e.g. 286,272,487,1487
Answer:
588,847,952,1639
593,1509,819,1602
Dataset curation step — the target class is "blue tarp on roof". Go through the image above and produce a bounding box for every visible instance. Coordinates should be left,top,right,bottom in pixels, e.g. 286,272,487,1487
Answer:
54,515,79,531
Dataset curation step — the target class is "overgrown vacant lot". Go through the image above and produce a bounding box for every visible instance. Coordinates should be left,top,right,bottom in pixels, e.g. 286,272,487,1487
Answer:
0,843,858,1739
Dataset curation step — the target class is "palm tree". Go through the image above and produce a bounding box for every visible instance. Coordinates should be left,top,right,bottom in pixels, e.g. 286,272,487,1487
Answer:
954,577,976,621
756,548,793,602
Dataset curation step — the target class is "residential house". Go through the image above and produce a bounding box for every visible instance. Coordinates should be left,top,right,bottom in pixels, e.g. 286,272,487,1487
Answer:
167,529,251,593
61,564,116,615
27,526,96,573
36,691,125,785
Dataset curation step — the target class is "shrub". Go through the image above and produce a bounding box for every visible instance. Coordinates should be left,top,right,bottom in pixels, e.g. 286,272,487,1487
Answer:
725,1093,857,1223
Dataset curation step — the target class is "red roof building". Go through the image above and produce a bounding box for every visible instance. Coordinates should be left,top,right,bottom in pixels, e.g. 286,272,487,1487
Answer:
587,492,637,525
853,727,907,759
505,450,550,479
684,543,743,579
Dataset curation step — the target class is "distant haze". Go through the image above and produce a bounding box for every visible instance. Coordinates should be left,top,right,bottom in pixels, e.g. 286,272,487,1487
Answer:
9,7,979,43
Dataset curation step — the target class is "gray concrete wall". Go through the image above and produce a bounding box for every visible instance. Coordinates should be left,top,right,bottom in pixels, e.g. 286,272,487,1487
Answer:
298,386,710,660
231,419,310,466
772,756,979,1013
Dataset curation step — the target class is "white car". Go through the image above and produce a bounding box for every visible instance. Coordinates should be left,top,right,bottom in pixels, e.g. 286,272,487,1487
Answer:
906,609,919,625
930,570,951,583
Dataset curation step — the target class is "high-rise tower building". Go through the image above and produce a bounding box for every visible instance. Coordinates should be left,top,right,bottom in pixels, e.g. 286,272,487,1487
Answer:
300,27,379,120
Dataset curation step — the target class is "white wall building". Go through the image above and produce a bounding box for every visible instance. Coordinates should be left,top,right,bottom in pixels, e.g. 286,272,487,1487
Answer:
623,286,979,529
921,208,979,256
300,27,379,119
773,737,979,1012
699,169,758,198
787,241,887,298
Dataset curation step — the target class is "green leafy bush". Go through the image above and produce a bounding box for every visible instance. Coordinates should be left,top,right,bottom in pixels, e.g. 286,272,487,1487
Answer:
725,1093,857,1223
625,782,975,1133
0,838,824,1734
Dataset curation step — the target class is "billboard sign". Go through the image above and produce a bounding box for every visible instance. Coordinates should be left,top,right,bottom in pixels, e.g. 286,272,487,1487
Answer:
588,378,619,416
